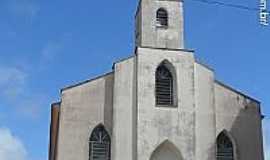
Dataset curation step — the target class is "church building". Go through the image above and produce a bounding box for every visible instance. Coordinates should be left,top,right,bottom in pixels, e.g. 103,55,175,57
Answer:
49,0,265,160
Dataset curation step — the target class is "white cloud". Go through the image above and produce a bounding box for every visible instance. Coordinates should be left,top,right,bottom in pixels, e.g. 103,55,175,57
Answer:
0,67,27,98
264,119,270,160
0,128,27,160
0,66,44,119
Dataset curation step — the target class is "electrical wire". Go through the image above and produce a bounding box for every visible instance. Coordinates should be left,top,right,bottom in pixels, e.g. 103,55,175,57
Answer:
189,0,270,14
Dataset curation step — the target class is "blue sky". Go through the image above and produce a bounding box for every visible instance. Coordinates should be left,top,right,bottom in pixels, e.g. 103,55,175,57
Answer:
0,0,269,159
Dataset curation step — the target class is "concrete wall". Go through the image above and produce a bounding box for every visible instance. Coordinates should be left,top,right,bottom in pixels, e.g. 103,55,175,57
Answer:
136,0,184,49
215,82,264,160
56,73,114,160
136,47,195,160
112,57,137,160
194,63,216,160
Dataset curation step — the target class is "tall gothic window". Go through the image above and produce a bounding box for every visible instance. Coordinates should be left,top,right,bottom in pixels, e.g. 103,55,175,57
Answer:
216,131,234,160
155,61,175,106
156,8,168,27
89,124,111,160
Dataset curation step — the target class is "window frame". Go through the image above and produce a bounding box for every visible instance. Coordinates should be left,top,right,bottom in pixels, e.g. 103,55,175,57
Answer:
156,8,169,28
89,124,111,160
216,131,237,160
155,60,177,107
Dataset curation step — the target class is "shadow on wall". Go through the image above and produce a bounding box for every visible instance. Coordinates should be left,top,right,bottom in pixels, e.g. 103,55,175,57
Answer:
229,103,264,160
207,102,264,160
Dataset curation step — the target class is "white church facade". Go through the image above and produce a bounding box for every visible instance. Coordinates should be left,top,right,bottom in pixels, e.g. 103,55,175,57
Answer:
49,0,265,160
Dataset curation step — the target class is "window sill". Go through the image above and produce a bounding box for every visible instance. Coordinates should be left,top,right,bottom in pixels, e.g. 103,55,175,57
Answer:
156,25,168,29
156,104,178,108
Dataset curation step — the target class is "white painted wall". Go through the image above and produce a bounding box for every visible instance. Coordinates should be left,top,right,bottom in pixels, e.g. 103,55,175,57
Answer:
136,0,184,49
194,63,216,160
136,47,196,160
52,0,264,158
56,73,114,160
54,49,264,160
112,57,136,160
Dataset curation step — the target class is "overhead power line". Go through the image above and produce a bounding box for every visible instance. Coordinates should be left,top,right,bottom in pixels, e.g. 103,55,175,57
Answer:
189,0,270,14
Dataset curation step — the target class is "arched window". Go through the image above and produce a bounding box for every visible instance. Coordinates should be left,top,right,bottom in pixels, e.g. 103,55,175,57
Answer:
156,8,168,27
155,61,175,106
216,131,234,160
89,124,111,160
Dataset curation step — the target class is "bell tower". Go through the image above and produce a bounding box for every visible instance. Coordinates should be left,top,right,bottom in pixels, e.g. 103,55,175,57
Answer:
135,0,184,49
